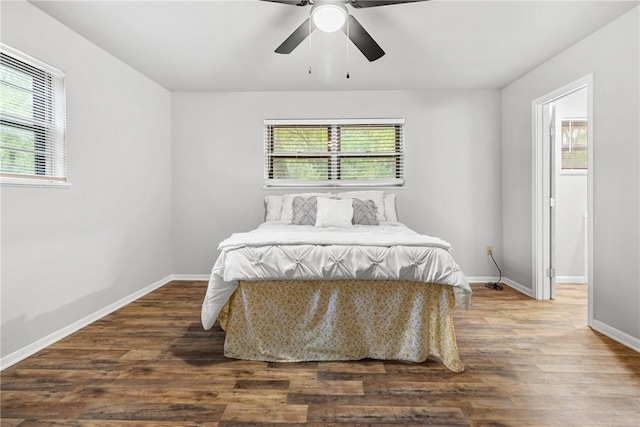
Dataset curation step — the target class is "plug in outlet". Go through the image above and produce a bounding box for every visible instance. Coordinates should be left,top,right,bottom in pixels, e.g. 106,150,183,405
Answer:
486,246,493,255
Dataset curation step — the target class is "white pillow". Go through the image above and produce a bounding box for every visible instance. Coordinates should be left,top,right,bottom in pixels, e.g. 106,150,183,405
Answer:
315,197,354,228
281,192,333,223
384,193,398,222
335,191,385,222
264,195,283,222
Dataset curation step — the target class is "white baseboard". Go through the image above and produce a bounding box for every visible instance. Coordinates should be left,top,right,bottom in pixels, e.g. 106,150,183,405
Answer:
591,319,640,353
170,274,210,281
466,276,534,298
466,276,498,284
556,276,587,284
0,275,173,371
502,277,534,298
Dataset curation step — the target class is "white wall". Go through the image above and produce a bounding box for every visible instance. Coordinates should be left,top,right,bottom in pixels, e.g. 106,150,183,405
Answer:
502,8,639,342
553,89,588,281
171,89,503,278
1,1,173,359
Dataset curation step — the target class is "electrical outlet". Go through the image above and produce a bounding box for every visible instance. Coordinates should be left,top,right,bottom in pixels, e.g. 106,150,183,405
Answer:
486,246,493,255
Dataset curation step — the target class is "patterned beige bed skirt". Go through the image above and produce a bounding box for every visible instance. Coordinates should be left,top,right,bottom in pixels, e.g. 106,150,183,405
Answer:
217,279,464,373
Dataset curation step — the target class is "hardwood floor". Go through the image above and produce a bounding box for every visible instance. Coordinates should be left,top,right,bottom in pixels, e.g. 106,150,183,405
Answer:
1,282,639,426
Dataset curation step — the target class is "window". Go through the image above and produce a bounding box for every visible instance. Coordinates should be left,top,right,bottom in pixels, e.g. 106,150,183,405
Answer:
264,119,404,187
1,44,66,184
561,119,587,171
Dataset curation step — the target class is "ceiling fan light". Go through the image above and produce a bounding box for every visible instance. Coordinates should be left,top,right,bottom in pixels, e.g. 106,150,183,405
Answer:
312,4,347,32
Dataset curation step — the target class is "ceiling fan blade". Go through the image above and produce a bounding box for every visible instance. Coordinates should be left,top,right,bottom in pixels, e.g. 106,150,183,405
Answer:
349,0,429,8
275,18,316,54
259,0,310,6
343,15,384,61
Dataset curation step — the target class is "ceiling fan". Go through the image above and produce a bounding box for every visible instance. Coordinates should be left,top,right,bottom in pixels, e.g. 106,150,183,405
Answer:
260,0,430,62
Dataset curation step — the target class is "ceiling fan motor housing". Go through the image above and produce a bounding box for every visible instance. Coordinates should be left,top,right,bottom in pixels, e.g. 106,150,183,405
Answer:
311,3,348,32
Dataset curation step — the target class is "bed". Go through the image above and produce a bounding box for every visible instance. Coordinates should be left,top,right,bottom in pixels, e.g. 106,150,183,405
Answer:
201,192,472,372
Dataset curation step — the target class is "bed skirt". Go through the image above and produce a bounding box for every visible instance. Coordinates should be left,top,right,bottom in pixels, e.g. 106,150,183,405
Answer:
217,279,464,373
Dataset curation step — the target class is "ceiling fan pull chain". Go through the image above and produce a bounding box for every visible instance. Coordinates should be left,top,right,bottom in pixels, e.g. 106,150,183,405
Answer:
346,16,350,79
308,17,312,74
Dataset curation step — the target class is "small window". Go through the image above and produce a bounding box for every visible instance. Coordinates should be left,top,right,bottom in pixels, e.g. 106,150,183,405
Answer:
1,44,67,184
561,119,587,170
264,119,404,187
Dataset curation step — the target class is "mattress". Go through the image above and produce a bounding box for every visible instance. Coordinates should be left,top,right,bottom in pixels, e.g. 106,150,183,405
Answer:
201,221,472,330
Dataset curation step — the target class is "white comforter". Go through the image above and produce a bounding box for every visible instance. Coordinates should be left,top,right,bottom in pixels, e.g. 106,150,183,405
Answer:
201,222,472,330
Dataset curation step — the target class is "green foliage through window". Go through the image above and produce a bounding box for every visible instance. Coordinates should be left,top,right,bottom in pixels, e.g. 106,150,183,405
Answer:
561,119,587,170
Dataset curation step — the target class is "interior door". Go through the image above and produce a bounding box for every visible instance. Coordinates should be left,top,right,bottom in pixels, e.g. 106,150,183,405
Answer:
548,104,557,299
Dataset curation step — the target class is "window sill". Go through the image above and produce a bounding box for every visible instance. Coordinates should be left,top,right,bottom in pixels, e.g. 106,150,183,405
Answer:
263,185,408,191
560,170,587,177
1,177,72,189
264,179,405,189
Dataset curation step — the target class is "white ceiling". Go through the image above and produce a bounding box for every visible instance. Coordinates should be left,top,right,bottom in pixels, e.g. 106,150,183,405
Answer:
29,0,639,91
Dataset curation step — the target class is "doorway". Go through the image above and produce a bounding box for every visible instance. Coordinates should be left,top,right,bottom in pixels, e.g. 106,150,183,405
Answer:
532,74,594,324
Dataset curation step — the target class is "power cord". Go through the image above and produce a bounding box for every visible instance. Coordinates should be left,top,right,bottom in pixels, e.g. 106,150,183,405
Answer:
486,249,503,291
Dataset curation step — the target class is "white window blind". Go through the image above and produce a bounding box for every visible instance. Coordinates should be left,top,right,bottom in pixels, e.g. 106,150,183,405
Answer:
264,119,404,187
1,44,67,182
561,118,587,170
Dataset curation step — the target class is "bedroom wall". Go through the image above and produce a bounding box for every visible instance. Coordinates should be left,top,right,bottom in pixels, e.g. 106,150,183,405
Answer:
502,7,639,344
1,1,172,360
171,89,503,279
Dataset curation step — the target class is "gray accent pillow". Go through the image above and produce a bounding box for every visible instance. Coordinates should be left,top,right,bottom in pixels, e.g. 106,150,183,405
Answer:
352,198,378,225
292,196,317,225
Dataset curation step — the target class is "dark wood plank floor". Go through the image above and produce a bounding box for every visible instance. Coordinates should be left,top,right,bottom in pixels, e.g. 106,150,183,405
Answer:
1,282,639,426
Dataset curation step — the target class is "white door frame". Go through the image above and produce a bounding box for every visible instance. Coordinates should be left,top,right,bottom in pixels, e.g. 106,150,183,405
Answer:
548,103,557,300
531,74,594,324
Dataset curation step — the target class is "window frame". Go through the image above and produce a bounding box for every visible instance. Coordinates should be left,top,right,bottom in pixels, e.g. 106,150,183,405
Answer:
559,117,588,175
1,44,68,188
264,118,405,188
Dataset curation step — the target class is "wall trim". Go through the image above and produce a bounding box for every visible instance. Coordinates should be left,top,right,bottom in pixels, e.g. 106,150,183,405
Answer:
471,275,565,299
591,319,640,353
0,275,173,371
467,276,505,285
451,276,535,298
502,277,534,298
171,274,210,282
466,276,497,284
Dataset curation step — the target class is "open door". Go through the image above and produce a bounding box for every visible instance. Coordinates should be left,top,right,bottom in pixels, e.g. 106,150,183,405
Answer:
548,105,557,299
540,103,556,300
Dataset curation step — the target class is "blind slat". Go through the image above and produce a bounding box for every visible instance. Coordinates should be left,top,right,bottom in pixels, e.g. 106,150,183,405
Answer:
1,45,66,181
